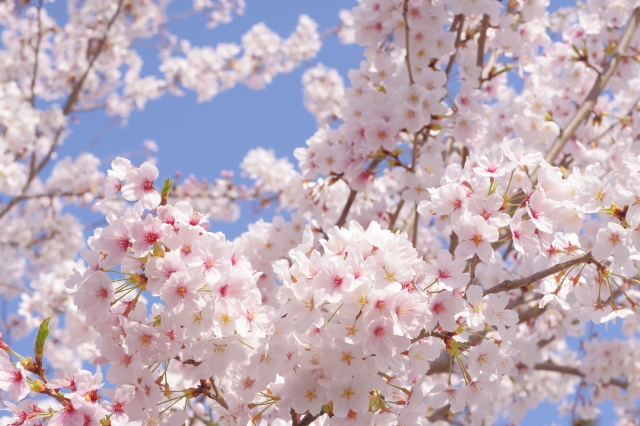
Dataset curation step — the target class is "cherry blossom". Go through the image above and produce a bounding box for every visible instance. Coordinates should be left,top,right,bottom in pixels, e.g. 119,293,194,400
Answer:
4,0,640,425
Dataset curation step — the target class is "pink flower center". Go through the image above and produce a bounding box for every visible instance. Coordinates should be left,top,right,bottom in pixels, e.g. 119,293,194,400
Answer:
141,179,154,191
204,259,215,270
471,234,483,245
176,285,187,298
117,237,130,252
189,212,201,226
373,326,385,337
332,276,343,287
219,284,229,297
94,287,109,300
438,268,451,279
433,303,444,314
145,231,160,244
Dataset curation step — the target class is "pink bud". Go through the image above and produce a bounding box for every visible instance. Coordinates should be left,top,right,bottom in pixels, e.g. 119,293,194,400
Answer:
0,332,8,350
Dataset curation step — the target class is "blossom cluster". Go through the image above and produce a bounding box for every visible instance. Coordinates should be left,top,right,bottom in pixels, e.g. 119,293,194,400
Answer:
5,0,640,424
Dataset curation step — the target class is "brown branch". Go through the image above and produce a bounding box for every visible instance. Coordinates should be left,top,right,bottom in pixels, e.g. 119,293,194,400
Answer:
209,378,228,410
531,7,640,181
402,0,415,85
335,156,384,228
448,232,459,255
388,199,405,230
0,0,125,222
483,252,596,296
18,191,94,200
427,404,452,423
298,412,323,426
534,362,628,389
445,15,464,77
335,188,358,228
411,202,419,247
63,0,124,115
29,0,43,106
476,14,489,69
465,255,480,290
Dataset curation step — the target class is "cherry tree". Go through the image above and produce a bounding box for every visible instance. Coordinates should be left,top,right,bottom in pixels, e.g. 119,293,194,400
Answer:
3,0,640,425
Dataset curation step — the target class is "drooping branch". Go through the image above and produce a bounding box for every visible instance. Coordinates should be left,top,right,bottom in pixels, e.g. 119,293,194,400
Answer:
483,252,597,296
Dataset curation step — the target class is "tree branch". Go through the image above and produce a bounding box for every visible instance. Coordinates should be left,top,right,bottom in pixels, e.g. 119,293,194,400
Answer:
335,156,384,228
388,199,405,230
29,0,44,106
0,0,125,222
476,14,489,69
63,0,124,114
483,252,596,296
531,7,640,181
445,15,464,77
534,362,628,389
298,412,323,426
402,0,415,85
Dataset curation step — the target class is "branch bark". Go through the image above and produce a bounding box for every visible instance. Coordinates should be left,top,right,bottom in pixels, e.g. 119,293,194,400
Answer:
534,362,628,389
476,14,489,69
402,0,415,85
445,15,464,77
483,252,596,296
335,156,384,228
29,0,44,106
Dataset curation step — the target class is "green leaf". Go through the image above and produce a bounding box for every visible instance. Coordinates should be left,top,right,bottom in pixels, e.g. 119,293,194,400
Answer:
160,177,172,206
34,315,52,376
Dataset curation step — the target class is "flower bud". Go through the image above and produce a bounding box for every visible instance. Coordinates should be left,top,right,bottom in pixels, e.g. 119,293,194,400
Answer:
30,380,46,393
0,332,9,350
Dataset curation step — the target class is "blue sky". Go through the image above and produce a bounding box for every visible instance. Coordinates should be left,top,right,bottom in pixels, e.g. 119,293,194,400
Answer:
7,0,630,424
56,0,364,240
